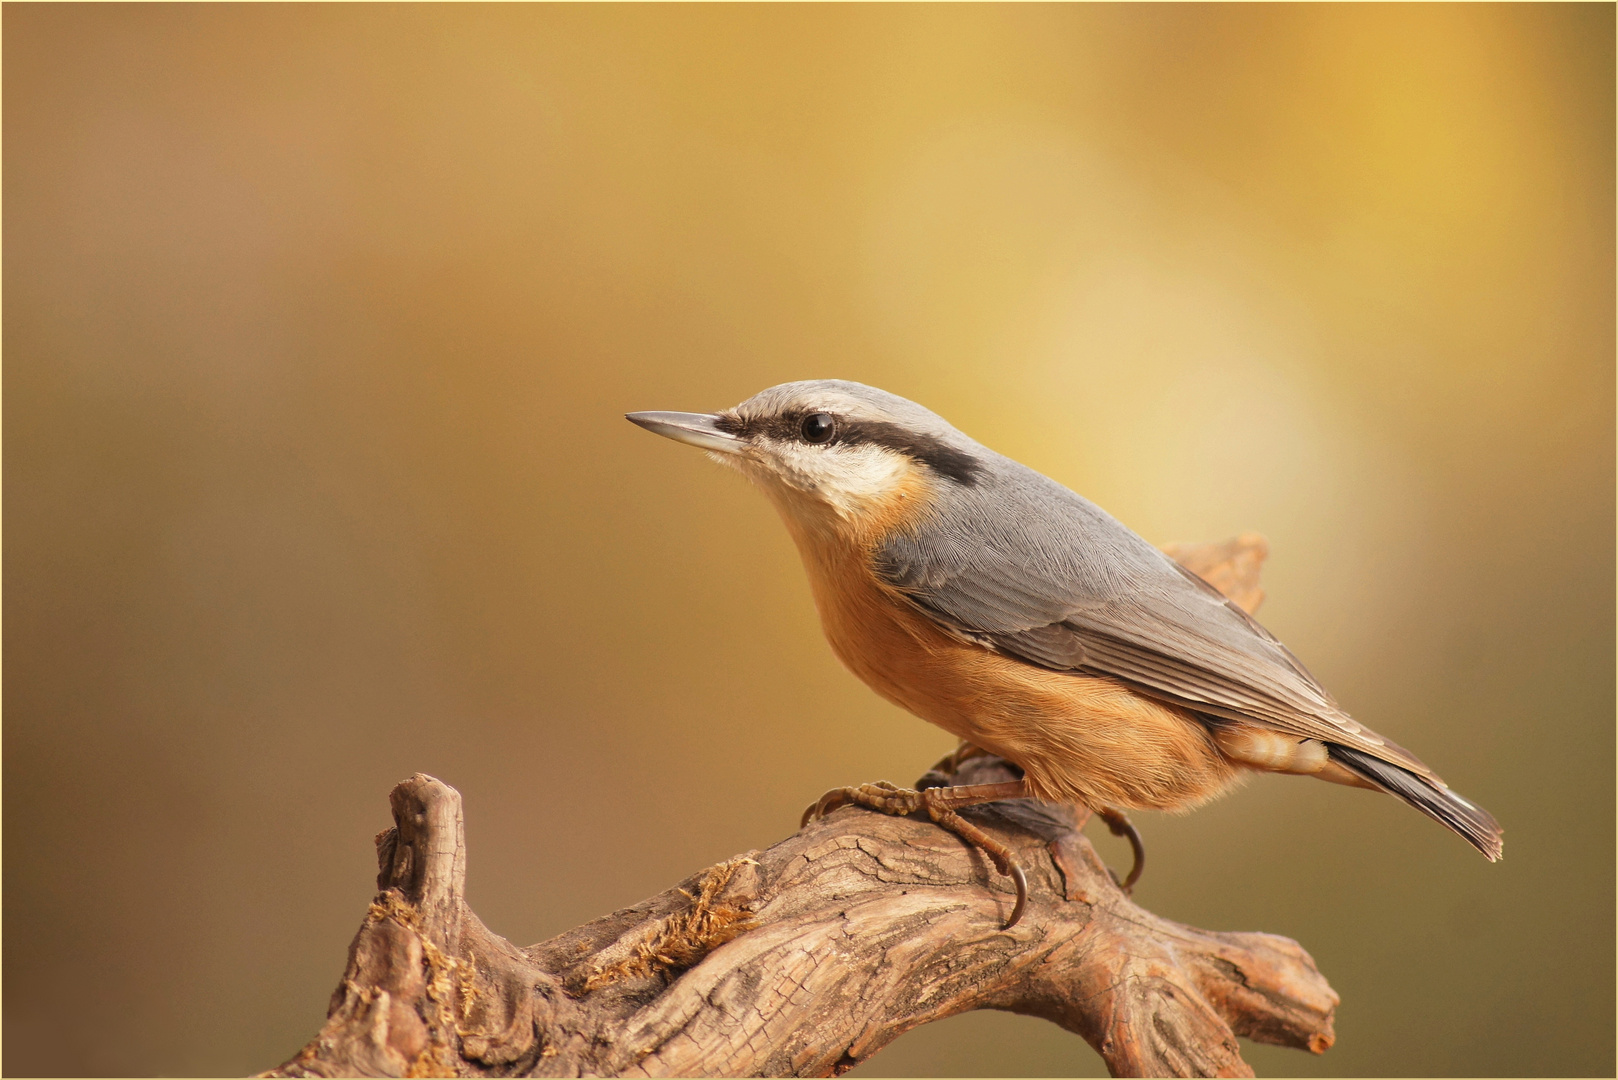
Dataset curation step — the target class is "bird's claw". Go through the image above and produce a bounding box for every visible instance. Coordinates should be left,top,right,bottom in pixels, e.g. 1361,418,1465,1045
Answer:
1097,807,1146,895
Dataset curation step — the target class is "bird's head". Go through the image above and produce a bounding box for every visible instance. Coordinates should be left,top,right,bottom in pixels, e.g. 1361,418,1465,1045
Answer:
628,380,985,546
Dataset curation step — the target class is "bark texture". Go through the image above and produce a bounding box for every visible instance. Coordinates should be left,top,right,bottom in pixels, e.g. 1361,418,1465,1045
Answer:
265,535,1339,1079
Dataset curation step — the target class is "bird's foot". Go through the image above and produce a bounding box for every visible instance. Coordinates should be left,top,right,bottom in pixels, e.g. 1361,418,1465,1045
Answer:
801,779,1032,928
1097,806,1146,895
800,780,920,823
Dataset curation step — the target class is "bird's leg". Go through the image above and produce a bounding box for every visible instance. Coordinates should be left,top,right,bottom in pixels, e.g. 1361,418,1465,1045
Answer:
920,779,1029,809
1097,806,1146,894
802,778,1032,928
921,799,1029,928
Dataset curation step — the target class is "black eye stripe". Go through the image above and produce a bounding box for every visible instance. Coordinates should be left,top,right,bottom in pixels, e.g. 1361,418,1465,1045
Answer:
842,419,981,486
714,410,981,486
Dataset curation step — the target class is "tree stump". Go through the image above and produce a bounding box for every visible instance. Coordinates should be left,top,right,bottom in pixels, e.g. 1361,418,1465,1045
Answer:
264,535,1339,1079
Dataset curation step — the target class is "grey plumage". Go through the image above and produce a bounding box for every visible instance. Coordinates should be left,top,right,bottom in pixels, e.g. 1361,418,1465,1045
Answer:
874,439,1405,761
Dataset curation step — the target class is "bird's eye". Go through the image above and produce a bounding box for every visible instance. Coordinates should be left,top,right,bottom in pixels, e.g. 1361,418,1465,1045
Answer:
800,412,836,444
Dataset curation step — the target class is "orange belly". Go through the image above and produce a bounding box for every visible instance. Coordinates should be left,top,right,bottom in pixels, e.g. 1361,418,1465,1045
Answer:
793,538,1243,812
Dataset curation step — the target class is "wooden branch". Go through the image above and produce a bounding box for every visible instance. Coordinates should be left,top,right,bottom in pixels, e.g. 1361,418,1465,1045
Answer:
1158,533,1269,617
264,535,1338,1079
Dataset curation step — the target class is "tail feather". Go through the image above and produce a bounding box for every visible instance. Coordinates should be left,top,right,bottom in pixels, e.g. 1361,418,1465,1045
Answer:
1328,744,1503,861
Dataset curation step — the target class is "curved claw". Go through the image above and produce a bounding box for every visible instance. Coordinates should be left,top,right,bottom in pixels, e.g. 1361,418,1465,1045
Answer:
970,834,1027,929
801,788,853,827
1099,808,1146,895
1004,861,1028,929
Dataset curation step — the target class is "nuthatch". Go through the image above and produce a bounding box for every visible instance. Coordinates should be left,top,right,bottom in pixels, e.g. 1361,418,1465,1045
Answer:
628,380,1502,927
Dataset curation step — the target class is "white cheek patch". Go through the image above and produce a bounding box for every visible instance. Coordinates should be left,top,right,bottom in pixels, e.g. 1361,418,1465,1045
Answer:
760,442,917,517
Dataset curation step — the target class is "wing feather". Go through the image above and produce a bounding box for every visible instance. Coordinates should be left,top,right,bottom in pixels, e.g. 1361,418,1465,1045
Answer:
876,457,1436,780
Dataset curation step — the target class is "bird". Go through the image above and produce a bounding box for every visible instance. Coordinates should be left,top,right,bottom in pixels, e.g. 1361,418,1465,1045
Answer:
627,380,1502,927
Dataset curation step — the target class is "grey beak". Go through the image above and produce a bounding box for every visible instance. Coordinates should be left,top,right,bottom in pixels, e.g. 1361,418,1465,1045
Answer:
625,411,743,454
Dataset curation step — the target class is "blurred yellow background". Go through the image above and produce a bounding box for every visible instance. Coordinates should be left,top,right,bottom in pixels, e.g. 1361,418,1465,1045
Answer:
5,5,1612,1076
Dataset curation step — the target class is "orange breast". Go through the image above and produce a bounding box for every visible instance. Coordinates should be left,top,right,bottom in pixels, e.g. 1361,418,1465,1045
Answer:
787,529,1243,813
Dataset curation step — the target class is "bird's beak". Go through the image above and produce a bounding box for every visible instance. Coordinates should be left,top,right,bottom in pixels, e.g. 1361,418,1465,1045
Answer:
625,411,743,455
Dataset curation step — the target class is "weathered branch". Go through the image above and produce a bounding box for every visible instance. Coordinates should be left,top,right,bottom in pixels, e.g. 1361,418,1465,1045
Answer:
265,535,1338,1079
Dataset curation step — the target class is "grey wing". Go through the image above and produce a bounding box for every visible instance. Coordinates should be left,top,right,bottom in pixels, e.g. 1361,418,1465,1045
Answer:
876,460,1436,780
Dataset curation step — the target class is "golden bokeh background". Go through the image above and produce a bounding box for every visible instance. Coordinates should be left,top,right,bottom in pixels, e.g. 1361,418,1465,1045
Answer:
5,5,1612,1076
